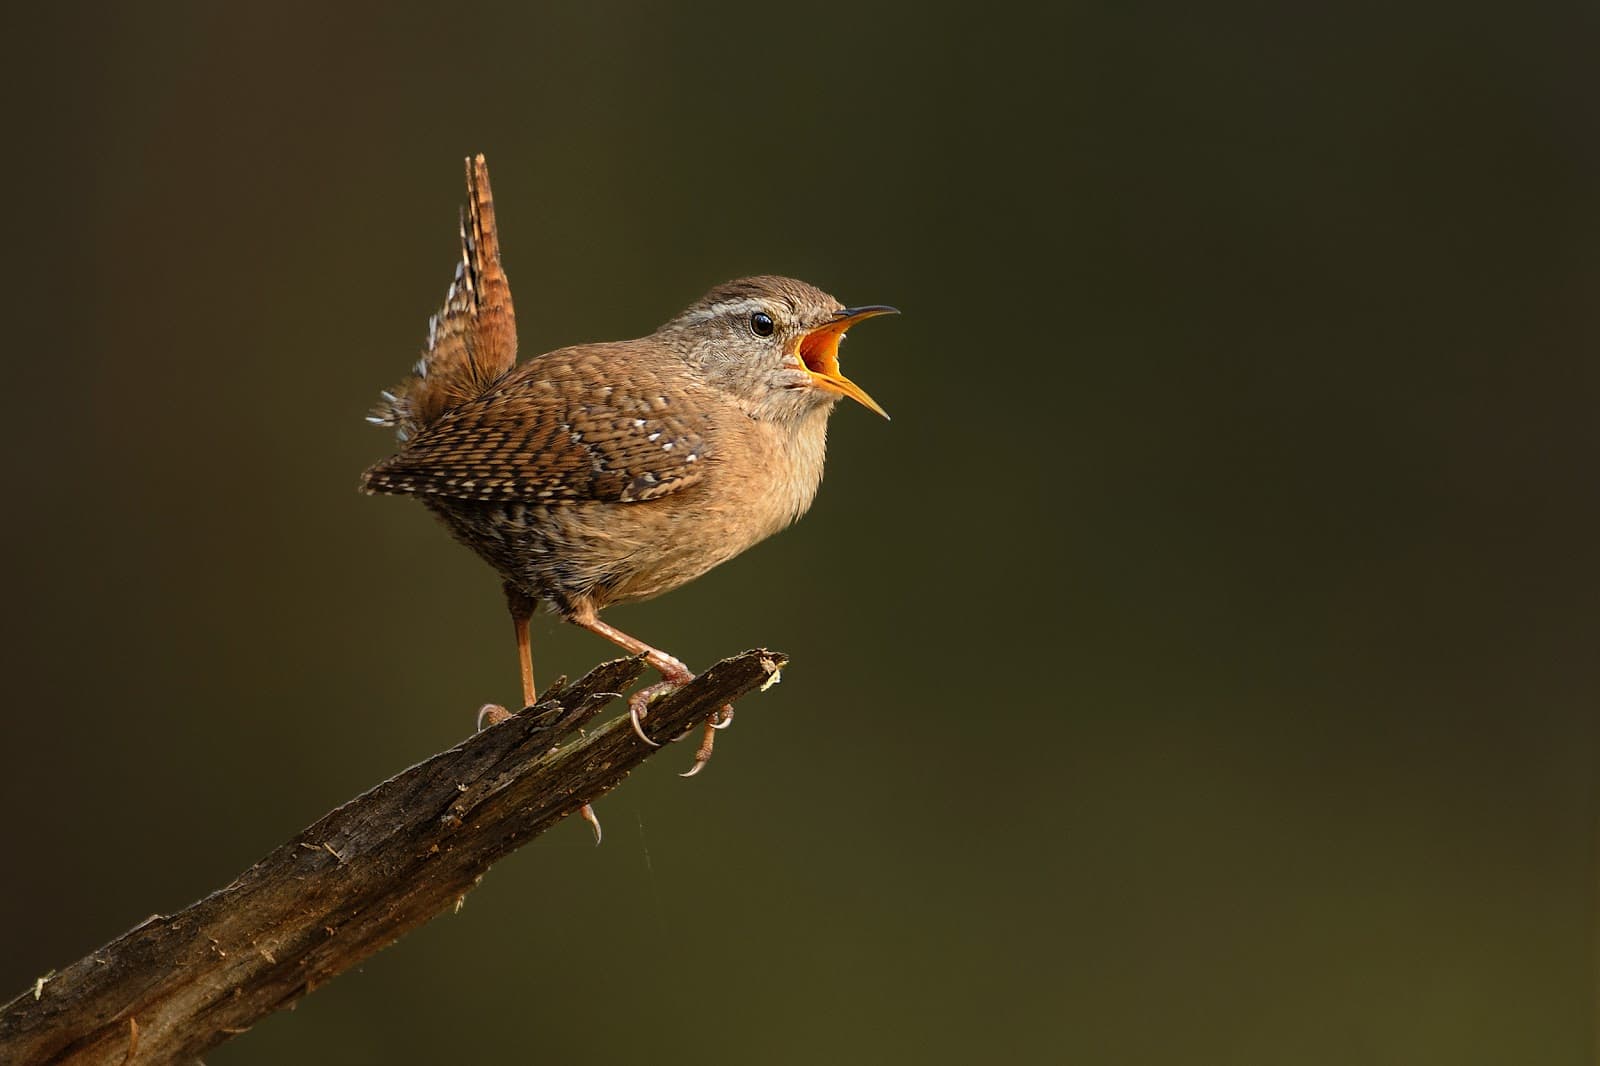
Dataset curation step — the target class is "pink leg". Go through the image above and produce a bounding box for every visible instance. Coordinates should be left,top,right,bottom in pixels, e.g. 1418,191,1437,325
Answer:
568,601,734,775
508,585,601,844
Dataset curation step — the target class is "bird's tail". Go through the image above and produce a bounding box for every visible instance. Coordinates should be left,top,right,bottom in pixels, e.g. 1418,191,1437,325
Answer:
367,154,519,442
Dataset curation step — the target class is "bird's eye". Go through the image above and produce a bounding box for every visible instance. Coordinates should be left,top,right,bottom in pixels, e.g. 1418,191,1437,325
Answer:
750,312,775,337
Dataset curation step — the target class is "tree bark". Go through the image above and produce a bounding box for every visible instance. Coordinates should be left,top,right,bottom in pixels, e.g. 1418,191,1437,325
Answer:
0,649,785,1065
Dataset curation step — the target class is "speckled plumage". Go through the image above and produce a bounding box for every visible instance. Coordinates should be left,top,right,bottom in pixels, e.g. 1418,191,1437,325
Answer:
361,156,892,781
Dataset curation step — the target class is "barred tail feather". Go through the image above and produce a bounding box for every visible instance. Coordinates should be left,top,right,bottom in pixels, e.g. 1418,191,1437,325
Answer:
368,154,519,441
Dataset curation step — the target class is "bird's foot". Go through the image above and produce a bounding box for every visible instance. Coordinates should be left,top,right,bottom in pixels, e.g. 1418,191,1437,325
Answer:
478,703,599,843
627,679,678,747
625,668,735,777
679,704,734,778
476,703,513,730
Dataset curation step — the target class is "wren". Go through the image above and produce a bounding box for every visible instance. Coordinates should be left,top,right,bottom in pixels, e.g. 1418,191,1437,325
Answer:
362,156,894,832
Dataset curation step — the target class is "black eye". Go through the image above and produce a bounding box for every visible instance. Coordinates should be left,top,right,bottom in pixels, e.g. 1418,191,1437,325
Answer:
750,312,775,337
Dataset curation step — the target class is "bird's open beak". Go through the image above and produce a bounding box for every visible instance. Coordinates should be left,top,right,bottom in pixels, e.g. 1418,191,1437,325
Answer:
796,305,897,419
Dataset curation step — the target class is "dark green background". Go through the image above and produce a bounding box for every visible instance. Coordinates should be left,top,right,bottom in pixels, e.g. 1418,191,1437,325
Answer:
2,3,1594,1063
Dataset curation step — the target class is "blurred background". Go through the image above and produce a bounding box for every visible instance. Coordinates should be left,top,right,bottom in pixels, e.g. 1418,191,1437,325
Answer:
1,2,1594,1063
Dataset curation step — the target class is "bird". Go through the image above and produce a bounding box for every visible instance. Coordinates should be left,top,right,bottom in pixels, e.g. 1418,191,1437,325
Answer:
362,155,894,834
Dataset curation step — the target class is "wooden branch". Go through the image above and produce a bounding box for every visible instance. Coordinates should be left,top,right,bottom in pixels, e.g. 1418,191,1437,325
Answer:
0,649,786,1065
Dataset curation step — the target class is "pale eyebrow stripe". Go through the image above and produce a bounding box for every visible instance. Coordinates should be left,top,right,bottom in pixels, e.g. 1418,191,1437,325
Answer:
678,298,768,325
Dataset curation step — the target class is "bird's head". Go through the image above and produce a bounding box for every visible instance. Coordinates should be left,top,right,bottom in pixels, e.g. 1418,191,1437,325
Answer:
658,275,896,423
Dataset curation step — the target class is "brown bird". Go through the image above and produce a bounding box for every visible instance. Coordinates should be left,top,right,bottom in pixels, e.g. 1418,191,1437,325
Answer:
362,156,894,831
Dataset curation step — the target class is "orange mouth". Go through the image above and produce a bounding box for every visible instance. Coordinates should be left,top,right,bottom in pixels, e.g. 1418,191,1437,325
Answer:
796,305,897,419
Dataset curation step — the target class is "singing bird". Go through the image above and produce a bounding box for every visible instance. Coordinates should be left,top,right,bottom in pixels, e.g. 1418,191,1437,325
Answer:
362,156,894,833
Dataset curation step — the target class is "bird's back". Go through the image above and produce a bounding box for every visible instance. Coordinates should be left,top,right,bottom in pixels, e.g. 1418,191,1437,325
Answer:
365,341,828,611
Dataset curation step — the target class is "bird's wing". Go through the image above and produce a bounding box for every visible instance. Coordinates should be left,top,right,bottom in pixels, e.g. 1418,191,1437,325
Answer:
368,154,519,440
361,356,710,504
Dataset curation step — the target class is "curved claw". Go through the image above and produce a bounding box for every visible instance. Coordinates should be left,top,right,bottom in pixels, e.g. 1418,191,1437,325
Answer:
629,695,662,747
711,705,735,730
476,703,512,731
628,678,686,747
580,803,603,846
679,715,721,777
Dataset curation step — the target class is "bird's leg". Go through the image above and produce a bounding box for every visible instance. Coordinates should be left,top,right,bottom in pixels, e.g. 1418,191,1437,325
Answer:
505,583,538,710
507,583,602,844
569,611,689,747
567,603,733,774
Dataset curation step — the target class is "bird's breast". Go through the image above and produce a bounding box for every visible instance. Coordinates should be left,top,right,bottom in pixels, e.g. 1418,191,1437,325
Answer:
570,407,830,607
713,404,832,543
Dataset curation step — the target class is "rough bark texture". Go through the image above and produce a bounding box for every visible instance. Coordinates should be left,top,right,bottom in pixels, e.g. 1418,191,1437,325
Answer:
0,649,785,1065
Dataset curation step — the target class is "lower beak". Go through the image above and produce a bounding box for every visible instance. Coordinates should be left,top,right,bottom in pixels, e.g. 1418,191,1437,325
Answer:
797,305,898,419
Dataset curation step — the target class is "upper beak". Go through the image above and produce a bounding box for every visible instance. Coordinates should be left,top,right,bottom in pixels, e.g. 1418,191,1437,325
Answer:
796,305,898,419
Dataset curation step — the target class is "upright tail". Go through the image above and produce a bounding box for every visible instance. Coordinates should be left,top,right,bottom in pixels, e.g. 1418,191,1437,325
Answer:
367,154,519,441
